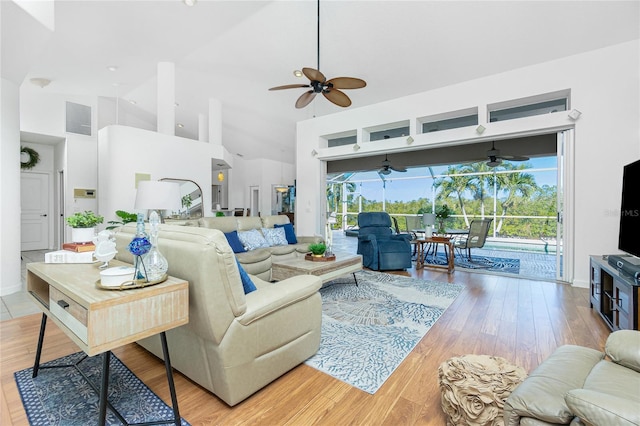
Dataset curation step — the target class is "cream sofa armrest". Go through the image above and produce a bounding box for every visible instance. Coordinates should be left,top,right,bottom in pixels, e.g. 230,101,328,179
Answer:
565,389,640,426
605,330,640,372
238,275,321,325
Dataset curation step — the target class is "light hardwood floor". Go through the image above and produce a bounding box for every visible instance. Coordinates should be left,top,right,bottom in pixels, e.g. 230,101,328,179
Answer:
0,267,610,425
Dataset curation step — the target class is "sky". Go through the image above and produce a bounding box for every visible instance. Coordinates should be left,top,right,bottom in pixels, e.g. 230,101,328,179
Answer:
331,156,558,203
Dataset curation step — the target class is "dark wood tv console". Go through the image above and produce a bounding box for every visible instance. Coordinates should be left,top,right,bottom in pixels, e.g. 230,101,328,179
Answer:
590,255,639,331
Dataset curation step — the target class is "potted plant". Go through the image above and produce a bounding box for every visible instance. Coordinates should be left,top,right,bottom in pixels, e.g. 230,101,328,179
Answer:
435,204,452,234
66,210,104,242
106,210,138,230
308,242,327,257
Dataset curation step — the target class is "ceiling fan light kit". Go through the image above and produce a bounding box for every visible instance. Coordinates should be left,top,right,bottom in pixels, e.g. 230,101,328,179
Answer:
269,0,366,109
483,141,530,167
378,154,407,175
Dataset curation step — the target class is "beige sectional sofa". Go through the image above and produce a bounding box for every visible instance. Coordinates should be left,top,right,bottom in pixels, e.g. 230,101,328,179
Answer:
192,215,323,281
113,224,322,406
503,330,640,425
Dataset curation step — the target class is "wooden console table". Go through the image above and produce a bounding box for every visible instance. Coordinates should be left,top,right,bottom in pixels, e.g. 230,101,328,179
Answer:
415,237,455,274
26,261,189,425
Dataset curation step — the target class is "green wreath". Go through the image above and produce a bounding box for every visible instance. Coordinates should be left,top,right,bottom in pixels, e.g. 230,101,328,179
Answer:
20,146,40,170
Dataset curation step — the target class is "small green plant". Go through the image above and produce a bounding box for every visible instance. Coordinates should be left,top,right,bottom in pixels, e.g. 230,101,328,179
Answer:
308,242,327,256
182,194,192,209
216,211,225,217
106,210,138,230
66,211,104,228
435,204,452,219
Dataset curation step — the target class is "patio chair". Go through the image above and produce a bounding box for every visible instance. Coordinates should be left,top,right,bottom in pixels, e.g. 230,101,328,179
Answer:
453,218,493,260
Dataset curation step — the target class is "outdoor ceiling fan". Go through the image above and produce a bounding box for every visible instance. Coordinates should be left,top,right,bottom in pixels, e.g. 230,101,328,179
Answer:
484,141,529,167
268,0,366,108
378,154,407,175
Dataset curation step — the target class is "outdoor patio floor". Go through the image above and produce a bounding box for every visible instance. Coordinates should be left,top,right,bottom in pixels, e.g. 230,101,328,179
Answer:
330,230,558,281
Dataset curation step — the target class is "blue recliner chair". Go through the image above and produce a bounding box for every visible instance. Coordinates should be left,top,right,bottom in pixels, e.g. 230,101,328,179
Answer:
357,212,412,271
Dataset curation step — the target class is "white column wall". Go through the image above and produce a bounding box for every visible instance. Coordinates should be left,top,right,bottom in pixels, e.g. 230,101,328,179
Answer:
157,62,175,136
0,79,23,295
296,40,640,287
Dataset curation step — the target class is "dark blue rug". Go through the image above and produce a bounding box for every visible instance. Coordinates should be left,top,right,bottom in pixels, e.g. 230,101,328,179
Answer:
423,252,520,274
15,351,190,426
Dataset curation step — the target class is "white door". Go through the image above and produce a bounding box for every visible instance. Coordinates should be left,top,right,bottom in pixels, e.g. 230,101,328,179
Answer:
21,173,50,251
250,186,259,217
556,130,574,282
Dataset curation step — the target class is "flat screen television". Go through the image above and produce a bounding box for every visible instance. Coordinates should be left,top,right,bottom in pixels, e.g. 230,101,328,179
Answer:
618,159,640,259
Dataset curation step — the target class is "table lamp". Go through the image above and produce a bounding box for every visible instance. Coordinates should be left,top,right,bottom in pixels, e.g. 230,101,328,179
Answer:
423,213,436,237
134,181,181,281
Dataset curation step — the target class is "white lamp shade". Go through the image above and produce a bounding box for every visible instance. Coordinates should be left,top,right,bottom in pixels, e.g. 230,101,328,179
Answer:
134,181,181,211
422,213,436,226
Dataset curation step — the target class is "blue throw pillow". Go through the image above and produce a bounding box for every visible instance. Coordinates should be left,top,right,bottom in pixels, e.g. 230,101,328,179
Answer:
274,223,297,244
224,231,246,253
236,259,256,294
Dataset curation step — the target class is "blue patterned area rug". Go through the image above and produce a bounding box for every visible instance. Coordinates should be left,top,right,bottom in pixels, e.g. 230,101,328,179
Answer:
14,351,190,426
424,252,520,274
305,270,463,394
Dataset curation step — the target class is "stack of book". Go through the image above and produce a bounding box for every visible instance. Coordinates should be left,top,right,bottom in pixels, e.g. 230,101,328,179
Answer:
62,242,95,252
45,242,96,263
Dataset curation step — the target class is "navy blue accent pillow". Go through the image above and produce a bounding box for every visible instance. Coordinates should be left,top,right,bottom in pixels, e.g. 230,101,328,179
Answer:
274,223,298,244
236,259,256,294
224,231,246,253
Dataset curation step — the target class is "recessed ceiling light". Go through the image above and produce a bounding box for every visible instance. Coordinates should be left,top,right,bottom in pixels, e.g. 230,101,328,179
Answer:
183,0,196,5
293,70,303,77
177,123,184,128
107,65,118,72
236,153,244,158
128,99,137,105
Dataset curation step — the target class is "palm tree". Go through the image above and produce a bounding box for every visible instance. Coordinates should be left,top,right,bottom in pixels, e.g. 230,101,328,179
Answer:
462,162,494,221
495,163,537,233
434,165,472,225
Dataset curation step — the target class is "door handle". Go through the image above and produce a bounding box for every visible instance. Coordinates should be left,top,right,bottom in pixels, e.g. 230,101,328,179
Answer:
40,214,47,217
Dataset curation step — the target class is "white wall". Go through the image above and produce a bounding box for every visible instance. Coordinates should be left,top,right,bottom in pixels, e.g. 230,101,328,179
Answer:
0,78,23,296
296,40,640,287
231,158,294,217
97,125,225,223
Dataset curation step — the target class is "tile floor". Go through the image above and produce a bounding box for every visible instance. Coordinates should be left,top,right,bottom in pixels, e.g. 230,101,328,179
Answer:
1,250,46,321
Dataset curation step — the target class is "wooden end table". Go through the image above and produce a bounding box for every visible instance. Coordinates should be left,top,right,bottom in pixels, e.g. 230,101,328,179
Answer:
26,260,189,425
415,237,455,274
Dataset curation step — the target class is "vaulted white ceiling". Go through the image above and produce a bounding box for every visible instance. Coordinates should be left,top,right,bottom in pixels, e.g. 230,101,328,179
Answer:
3,1,638,165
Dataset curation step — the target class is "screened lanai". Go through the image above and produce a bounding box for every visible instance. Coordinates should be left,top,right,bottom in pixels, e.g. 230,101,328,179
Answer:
326,153,560,281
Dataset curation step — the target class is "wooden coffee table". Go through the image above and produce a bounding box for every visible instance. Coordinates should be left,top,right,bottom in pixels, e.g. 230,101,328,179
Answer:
272,254,362,284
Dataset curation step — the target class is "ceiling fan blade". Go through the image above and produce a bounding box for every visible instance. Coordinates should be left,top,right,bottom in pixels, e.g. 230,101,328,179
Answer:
326,77,367,90
295,91,316,109
323,89,351,107
501,155,530,161
269,84,310,91
390,165,407,172
302,67,326,83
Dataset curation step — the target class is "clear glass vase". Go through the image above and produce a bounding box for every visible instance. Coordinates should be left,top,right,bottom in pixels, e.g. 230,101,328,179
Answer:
142,211,168,281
